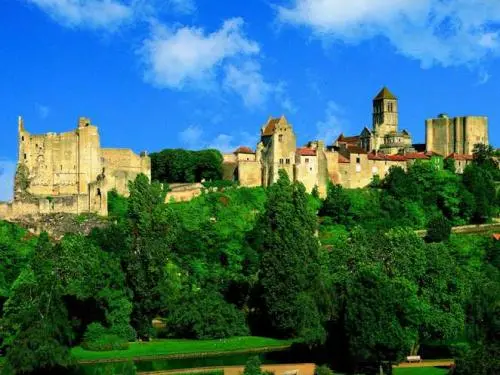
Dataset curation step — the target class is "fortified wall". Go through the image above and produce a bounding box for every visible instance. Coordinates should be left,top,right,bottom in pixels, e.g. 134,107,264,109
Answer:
0,116,151,219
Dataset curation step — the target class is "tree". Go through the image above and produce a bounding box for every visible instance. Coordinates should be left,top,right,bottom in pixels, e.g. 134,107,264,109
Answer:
319,183,352,226
426,214,452,243
1,233,73,374
255,170,326,343
462,164,497,223
124,174,179,338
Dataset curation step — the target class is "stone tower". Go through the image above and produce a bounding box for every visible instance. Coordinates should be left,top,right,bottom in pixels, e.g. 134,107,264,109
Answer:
372,86,398,137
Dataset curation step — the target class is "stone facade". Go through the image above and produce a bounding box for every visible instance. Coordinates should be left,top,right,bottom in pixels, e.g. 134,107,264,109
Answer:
0,116,150,219
226,87,491,192
425,114,489,156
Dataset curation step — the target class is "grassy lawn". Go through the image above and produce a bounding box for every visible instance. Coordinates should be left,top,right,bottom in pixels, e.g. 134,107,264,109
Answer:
71,336,294,362
393,368,449,375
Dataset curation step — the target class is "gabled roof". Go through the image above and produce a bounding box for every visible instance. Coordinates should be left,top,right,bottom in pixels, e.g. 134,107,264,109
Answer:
374,87,397,101
446,153,474,161
234,146,254,154
297,147,316,156
360,127,372,136
262,118,280,136
336,134,360,145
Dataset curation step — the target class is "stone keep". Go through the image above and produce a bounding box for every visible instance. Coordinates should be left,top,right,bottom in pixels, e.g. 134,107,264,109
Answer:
425,114,489,156
0,116,151,219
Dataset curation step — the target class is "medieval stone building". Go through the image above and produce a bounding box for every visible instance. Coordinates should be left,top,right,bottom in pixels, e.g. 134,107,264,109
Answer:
425,113,489,156
225,87,490,195
0,116,151,218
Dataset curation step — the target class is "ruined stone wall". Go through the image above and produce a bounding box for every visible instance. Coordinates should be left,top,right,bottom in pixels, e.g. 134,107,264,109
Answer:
101,148,151,197
1,117,150,220
165,183,203,202
426,116,488,156
237,161,262,187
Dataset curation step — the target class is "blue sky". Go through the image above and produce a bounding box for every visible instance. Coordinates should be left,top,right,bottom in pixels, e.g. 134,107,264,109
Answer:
1,0,500,200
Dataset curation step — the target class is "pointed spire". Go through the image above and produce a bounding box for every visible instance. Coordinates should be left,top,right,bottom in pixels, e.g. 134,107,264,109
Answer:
374,87,397,100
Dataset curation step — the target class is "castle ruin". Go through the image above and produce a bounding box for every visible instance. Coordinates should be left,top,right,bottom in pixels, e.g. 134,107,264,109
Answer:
0,116,151,219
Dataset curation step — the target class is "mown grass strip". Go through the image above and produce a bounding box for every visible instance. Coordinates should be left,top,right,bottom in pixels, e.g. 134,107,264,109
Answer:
72,336,294,363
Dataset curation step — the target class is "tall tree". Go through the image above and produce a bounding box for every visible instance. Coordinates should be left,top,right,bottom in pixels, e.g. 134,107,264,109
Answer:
255,170,326,343
124,174,179,338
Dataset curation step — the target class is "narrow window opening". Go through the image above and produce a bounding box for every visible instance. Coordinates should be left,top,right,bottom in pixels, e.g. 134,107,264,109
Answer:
356,157,361,164
21,136,24,141
24,153,27,159
305,158,309,163
278,134,283,142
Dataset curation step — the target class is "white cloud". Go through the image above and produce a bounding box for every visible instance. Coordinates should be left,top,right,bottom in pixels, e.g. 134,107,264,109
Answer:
178,126,257,153
316,101,347,144
140,18,260,89
0,160,16,202
167,0,196,15
27,0,134,30
274,82,297,114
179,125,203,149
35,103,50,119
277,0,500,68
223,61,271,107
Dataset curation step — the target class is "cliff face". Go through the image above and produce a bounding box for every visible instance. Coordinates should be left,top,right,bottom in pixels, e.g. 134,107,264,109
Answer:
6,213,110,240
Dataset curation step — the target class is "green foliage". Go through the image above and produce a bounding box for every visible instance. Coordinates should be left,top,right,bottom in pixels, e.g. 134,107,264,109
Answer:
444,158,456,173
151,148,223,183
82,322,130,351
319,183,352,226
256,170,326,343
426,214,452,243
243,356,263,375
124,174,178,338
463,164,497,223
107,189,129,219
314,365,334,375
164,290,249,339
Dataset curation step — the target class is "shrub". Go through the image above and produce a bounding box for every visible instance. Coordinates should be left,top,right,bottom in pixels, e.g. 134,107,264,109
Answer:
314,365,334,375
165,290,249,339
82,334,129,351
82,323,129,352
243,356,263,375
426,214,452,243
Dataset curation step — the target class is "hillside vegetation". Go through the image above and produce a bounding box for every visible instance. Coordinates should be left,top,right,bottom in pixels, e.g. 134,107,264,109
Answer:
0,145,498,375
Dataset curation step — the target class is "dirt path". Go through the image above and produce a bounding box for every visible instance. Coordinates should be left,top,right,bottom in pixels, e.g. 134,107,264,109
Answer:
394,360,454,368
139,363,316,375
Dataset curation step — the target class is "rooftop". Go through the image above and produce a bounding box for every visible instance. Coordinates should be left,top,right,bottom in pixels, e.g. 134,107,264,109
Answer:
374,87,397,101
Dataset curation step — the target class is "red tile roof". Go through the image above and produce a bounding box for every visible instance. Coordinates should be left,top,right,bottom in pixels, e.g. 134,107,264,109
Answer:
234,146,254,154
386,154,407,162
262,118,280,136
337,134,360,145
446,153,474,161
405,152,430,160
367,152,407,162
297,147,316,156
493,233,500,241
368,152,385,160
338,154,350,163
